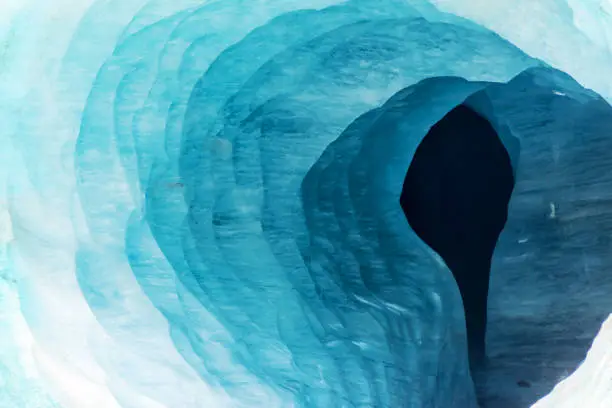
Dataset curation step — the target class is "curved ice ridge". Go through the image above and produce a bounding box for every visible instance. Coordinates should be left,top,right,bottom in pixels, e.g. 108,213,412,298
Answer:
1,1,612,407
532,313,612,408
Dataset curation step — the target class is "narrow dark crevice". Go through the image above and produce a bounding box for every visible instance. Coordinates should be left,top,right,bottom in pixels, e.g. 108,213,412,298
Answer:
400,104,515,371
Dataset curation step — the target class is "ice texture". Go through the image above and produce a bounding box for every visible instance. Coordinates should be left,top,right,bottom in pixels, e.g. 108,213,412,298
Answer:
1,1,612,407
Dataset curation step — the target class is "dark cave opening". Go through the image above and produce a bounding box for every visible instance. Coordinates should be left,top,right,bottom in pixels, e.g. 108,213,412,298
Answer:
400,104,515,370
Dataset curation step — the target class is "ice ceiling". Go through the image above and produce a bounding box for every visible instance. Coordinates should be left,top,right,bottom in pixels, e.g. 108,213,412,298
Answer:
1,1,612,407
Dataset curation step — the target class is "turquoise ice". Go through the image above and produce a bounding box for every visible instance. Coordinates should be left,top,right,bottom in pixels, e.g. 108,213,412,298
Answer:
1,1,612,407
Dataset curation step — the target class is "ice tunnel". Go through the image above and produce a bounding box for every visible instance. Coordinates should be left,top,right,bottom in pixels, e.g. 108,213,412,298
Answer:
300,66,612,408
401,104,515,368
1,1,612,408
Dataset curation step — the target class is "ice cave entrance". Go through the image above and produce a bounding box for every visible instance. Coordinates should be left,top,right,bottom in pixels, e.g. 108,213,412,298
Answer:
400,104,515,369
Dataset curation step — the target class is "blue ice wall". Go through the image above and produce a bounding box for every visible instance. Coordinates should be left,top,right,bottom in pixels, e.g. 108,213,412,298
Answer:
2,1,612,407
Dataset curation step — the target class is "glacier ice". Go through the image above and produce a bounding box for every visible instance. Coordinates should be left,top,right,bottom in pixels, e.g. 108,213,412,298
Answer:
1,1,612,407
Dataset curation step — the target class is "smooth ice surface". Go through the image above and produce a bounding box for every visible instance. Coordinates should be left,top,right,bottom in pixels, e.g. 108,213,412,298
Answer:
531,313,612,408
1,1,612,408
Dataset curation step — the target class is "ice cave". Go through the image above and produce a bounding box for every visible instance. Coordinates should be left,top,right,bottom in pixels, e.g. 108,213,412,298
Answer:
401,103,516,370
0,1,611,408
